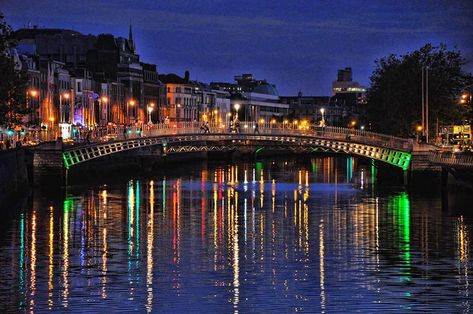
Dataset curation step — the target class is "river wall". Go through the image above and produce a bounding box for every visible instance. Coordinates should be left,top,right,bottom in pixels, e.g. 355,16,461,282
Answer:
0,148,29,204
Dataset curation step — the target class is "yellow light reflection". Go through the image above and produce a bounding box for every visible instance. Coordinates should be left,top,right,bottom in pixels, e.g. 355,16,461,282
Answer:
319,220,326,311
63,204,70,308
102,227,107,299
30,210,37,312
146,180,155,313
457,216,470,263
48,207,54,308
232,193,240,312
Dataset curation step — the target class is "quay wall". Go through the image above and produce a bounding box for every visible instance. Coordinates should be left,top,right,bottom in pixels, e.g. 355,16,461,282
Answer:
0,148,29,204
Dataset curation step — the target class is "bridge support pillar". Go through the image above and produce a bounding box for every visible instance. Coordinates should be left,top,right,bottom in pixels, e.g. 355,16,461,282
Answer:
31,140,64,185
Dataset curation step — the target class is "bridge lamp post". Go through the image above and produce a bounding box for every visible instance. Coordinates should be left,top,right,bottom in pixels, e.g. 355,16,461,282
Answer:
27,89,39,125
283,119,289,130
147,104,154,124
127,100,136,125
213,109,218,126
259,118,265,129
176,104,181,123
226,112,232,128
320,108,326,127
234,103,240,121
59,92,70,124
100,96,108,125
416,125,423,143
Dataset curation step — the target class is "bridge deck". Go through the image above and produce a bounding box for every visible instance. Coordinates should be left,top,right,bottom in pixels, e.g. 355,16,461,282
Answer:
429,151,473,169
62,123,413,170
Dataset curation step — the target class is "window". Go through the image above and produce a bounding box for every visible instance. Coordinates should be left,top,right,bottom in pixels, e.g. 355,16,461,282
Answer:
77,81,82,93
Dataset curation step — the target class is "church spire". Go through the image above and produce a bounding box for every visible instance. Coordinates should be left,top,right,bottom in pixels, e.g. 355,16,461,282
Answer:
128,20,136,54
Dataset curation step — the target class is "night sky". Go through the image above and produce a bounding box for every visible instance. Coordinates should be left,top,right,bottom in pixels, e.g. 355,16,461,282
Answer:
2,0,473,95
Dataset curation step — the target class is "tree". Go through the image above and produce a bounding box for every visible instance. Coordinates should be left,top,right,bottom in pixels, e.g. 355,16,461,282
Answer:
0,12,28,126
365,44,473,137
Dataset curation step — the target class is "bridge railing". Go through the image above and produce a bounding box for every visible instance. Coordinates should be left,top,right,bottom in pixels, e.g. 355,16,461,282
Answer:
429,151,473,168
78,121,413,151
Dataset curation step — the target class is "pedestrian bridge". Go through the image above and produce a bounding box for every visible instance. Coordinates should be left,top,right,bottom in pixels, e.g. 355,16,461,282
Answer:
62,122,413,170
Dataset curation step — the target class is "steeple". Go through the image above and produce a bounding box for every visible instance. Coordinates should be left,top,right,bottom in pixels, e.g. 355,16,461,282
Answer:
128,20,136,54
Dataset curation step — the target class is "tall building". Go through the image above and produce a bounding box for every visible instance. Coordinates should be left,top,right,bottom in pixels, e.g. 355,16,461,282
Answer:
14,23,164,129
211,74,288,121
332,67,366,97
15,28,96,69
280,93,331,123
159,71,200,122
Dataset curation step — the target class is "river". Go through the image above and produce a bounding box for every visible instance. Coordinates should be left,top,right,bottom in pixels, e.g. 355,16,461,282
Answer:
0,156,471,312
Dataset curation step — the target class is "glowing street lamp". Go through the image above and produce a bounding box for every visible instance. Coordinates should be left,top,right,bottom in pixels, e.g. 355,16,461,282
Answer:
233,103,240,120
26,89,39,125
127,99,136,124
460,93,470,104
147,105,154,124
59,92,70,123
225,112,232,126
320,107,326,127
213,109,219,125
416,125,423,142
98,96,109,125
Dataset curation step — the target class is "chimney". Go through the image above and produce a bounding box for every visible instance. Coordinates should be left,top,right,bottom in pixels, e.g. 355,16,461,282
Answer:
184,70,190,82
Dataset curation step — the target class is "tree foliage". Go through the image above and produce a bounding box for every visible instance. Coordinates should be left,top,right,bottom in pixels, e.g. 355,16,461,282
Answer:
365,44,473,137
0,12,28,126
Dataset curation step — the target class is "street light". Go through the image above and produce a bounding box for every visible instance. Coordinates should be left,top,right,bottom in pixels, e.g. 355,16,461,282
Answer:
234,103,240,120
59,92,70,123
27,89,39,125
213,109,218,125
147,105,154,124
127,99,135,124
99,96,109,125
416,125,423,142
320,107,326,127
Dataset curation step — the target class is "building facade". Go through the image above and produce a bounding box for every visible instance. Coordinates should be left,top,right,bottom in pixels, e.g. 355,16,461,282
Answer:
14,24,168,133
211,73,288,121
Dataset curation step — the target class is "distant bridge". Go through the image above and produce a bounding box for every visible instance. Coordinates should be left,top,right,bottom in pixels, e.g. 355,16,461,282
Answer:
62,122,413,170
429,151,473,169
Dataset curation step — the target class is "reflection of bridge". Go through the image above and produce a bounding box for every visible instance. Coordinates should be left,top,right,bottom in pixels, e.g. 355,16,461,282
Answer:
62,122,414,170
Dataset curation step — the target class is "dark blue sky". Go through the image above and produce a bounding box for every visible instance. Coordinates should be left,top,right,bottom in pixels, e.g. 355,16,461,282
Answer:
3,0,473,95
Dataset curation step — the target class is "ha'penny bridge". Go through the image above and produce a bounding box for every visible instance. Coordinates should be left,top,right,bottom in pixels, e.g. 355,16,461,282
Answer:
61,122,414,171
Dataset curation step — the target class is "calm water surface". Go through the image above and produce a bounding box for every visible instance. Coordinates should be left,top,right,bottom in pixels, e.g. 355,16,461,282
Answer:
0,156,472,312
